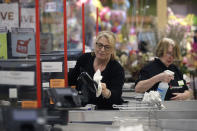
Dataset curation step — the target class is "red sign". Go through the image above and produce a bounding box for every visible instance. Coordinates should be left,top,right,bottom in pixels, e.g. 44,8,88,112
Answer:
16,38,31,54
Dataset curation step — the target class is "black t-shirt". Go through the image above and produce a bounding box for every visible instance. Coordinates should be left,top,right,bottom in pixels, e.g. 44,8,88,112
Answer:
68,52,125,109
136,58,188,100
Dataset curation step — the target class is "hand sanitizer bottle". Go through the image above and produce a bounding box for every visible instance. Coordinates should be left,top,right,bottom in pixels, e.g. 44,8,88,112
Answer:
157,70,174,101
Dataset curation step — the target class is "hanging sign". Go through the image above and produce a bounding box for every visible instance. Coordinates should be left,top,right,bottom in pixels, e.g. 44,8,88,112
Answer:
0,3,19,30
44,2,57,12
20,0,32,3
21,8,35,31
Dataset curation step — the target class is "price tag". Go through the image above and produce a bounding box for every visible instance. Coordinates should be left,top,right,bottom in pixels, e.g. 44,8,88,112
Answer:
42,62,62,72
178,80,184,86
9,88,17,98
50,79,65,88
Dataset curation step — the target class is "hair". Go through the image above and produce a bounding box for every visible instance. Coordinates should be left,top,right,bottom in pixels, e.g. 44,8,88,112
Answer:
155,37,181,59
93,30,117,60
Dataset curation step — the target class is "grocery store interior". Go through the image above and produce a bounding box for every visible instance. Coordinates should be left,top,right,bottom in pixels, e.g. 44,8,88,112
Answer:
0,0,197,131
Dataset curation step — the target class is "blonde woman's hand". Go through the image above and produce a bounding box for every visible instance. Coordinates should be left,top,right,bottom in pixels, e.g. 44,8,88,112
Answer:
101,83,111,98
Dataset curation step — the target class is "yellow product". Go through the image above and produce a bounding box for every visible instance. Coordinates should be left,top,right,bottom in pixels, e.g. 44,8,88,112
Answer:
0,33,7,59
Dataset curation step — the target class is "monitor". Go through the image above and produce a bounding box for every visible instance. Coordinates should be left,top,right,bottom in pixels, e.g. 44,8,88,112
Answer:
0,59,37,101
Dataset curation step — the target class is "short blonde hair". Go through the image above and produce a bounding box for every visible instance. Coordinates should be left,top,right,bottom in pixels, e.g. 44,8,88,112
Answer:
155,38,181,59
94,31,117,60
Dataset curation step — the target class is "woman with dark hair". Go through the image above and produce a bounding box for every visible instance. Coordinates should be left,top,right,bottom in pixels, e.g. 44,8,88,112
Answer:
135,38,192,100
68,31,125,109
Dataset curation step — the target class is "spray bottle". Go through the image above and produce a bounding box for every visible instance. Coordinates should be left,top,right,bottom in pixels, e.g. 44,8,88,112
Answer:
157,70,174,101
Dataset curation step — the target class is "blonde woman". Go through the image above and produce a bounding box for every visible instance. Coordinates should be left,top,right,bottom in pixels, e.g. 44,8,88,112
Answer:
68,31,125,109
135,38,192,100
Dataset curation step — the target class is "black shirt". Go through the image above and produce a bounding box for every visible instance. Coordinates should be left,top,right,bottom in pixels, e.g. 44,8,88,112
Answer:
68,53,125,109
136,58,188,100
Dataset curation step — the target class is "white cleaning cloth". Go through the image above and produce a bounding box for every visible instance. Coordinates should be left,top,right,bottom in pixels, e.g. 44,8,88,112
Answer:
93,69,103,97
143,91,165,109
143,91,161,103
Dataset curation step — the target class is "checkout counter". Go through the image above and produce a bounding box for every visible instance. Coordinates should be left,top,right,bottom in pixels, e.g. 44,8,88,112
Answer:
61,100,197,131
54,84,197,131
42,100,194,131
0,81,197,131
0,93,197,131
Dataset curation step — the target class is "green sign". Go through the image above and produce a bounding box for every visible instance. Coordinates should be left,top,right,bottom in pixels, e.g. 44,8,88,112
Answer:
0,33,8,59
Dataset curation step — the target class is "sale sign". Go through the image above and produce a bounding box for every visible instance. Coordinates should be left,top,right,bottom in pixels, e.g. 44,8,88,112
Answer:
11,32,35,57
21,8,35,31
0,3,19,31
